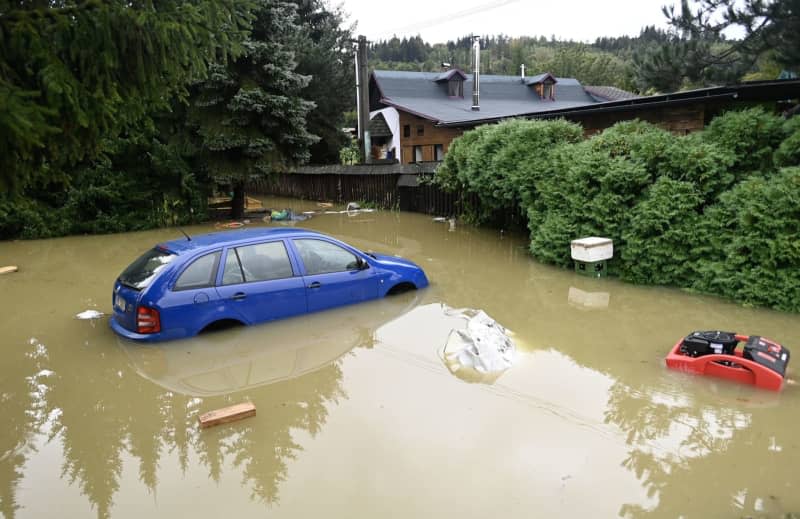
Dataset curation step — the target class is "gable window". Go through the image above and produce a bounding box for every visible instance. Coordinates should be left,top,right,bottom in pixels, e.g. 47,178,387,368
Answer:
403,125,410,138
448,79,464,97
542,80,555,100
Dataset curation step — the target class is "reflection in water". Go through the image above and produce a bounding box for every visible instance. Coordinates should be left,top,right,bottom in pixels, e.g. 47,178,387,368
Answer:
1,199,799,517
567,286,610,310
119,292,421,397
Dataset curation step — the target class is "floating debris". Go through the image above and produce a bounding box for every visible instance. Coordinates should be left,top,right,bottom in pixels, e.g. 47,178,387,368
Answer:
199,402,256,429
0,266,18,275
442,309,516,376
76,310,105,320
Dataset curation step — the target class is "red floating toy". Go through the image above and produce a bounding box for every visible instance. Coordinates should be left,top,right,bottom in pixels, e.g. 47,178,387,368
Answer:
665,331,791,391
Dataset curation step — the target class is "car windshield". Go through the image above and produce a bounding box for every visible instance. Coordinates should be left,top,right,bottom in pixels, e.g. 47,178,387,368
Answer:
119,248,175,290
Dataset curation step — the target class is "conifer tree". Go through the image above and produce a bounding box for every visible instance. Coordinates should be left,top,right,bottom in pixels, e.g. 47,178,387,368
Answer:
292,0,355,163
0,0,254,192
192,0,318,219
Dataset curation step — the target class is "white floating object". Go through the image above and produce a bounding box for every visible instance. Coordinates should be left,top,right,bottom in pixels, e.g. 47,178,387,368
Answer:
76,310,105,320
443,310,516,375
570,237,613,262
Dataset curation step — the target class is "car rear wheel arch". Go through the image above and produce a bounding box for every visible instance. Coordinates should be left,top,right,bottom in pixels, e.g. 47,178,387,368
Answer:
199,318,246,334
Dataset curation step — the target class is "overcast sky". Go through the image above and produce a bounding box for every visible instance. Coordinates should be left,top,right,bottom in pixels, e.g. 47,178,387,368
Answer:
337,0,681,43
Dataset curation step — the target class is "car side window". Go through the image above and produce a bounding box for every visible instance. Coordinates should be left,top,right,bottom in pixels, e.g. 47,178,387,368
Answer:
221,249,244,285
234,241,294,282
174,251,221,290
294,239,361,275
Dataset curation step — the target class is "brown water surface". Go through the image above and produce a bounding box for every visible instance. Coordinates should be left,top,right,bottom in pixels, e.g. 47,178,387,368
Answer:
1,197,799,518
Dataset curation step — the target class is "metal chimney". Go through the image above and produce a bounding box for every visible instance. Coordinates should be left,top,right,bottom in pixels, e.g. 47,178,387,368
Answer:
520,63,526,81
471,36,480,111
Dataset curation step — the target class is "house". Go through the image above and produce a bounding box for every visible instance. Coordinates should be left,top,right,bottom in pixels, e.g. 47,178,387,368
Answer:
367,69,800,165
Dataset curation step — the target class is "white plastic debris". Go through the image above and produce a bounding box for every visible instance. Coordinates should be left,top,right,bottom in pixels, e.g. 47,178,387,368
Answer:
442,309,516,375
76,310,105,320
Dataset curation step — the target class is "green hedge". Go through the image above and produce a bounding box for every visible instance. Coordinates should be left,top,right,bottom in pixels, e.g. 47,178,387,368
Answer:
433,107,800,312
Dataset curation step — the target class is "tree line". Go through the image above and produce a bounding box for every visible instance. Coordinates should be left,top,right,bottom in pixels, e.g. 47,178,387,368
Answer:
369,0,799,93
0,0,355,238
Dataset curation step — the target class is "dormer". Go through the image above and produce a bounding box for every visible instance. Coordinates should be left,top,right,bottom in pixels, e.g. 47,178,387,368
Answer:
434,69,467,98
524,73,557,100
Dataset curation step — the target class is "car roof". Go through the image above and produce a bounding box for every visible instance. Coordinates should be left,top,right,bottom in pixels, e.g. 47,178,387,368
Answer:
158,227,325,254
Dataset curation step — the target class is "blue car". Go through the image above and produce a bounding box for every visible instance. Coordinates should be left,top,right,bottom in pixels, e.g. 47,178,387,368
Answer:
110,228,429,342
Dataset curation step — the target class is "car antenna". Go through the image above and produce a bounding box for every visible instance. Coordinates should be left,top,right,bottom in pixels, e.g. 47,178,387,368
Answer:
178,228,192,241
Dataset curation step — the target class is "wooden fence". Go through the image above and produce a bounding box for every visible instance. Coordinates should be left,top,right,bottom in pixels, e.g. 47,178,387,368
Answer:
246,164,525,228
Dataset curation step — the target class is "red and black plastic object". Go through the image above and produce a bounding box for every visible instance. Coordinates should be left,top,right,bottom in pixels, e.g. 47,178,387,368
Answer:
665,331,791,391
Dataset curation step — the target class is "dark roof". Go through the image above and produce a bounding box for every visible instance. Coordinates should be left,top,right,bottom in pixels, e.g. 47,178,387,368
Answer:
371,70,600,125
584,85,640,102
434,69,468,82
368,112,392,137
435,77,800,127
523,72,557,85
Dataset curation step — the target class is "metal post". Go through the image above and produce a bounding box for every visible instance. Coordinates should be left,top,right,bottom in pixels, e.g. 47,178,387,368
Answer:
357,35,371,163
471,36,480,111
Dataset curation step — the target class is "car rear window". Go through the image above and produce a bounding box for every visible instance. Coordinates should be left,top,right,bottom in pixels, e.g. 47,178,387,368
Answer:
119,248,175,290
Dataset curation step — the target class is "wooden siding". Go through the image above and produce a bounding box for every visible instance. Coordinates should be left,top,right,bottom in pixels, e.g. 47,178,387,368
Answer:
398,111,463,165
574,102,706,136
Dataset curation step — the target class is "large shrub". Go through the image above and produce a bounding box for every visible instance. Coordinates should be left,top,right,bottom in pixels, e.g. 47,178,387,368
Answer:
435,118,582,224
693,167,800,312
529,140,651,266
433,108,798,312
620,177,704,285
701,106,787,176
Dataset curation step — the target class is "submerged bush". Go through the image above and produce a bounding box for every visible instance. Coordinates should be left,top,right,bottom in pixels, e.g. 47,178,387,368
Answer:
435,107,799,312
694,167,800,312
620,178,704,286
435,118,582,224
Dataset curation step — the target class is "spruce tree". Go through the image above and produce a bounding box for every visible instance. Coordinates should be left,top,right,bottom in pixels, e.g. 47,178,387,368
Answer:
0,0,254,192
192,0,318,219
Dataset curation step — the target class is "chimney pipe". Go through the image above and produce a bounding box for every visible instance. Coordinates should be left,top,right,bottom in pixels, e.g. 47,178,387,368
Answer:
520,63,525,81
471,36,480,111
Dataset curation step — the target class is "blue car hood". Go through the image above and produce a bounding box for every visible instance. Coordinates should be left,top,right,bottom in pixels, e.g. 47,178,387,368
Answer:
370,253,421,269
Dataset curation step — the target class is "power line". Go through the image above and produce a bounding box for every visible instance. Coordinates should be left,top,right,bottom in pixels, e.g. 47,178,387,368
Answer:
374,0,524,39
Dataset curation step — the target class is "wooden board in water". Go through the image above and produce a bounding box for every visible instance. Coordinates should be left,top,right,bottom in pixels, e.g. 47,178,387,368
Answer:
198,402,256,429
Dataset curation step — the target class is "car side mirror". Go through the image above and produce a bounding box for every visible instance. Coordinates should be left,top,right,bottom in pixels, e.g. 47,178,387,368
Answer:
358,257,370,270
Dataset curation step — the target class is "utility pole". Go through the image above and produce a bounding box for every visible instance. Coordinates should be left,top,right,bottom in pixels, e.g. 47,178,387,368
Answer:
356,35,371,164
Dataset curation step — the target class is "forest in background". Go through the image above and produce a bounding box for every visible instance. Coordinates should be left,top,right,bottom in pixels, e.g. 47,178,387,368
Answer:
369,0,799,94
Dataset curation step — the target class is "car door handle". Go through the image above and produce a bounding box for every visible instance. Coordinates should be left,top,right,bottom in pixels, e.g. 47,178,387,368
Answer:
231,292,247,301
307,281,321,289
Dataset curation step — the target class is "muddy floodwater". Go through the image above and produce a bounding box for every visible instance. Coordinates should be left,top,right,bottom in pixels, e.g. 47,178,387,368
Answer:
2,197,800,519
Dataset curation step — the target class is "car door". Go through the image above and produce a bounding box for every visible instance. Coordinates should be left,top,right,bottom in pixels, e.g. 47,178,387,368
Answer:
214,240,307,324
156,250,224,338
290,238,379,313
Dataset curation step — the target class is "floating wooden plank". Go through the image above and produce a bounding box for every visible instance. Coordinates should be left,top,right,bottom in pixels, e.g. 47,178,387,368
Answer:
198,402,256,429
0,266,18,275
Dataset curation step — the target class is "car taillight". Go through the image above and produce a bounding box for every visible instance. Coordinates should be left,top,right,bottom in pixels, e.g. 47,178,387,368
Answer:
137,306,161,334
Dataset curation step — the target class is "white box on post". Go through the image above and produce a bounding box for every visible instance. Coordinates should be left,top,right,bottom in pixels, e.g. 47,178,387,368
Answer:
570,237,613,262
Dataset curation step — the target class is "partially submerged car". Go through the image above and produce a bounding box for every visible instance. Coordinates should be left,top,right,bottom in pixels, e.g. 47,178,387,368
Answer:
110,228,429,342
